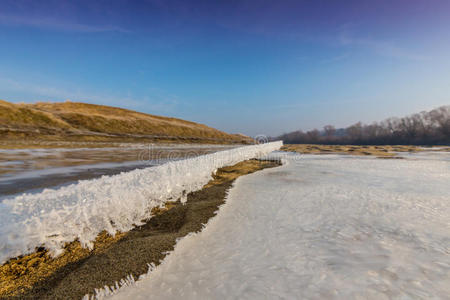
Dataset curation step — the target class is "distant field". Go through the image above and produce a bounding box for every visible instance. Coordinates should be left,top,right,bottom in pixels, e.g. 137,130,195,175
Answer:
281,144,450,157
0,100,252,146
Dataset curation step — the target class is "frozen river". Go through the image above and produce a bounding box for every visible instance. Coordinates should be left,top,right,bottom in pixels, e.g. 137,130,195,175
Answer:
0,142,280,264
108,151,450,300
0,144,235,197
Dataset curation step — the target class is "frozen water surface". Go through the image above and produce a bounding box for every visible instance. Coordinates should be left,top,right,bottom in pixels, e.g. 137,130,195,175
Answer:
0,144,237,196
0,142,281,263
107,151,450,300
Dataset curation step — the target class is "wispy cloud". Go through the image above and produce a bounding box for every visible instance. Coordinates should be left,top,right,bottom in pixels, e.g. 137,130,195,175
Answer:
337,30,428,61
0,13,129,33
320,53,351,64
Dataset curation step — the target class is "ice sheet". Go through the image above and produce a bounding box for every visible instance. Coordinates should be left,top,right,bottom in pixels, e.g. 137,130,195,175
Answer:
104,151,450,300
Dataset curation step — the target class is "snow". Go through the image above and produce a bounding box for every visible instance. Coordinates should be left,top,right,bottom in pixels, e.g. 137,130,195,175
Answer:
0,142,282,264
104,151,450,300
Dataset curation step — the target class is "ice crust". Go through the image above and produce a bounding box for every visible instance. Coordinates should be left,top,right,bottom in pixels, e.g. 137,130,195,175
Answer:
0,142,282,263
105,151,450,300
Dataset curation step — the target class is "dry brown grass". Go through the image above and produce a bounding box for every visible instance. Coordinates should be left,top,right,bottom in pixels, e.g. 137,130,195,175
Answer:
281,144,426,158
0,159,279,298
0,100,253,145
0,231,126,297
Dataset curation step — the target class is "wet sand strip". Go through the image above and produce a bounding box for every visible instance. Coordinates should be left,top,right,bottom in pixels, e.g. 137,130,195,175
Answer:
0,159,280,299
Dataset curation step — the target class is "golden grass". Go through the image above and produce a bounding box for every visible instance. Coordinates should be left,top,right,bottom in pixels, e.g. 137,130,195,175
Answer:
0,100,253,144
281,144,426,158
205,159,277,187
0,231,126,297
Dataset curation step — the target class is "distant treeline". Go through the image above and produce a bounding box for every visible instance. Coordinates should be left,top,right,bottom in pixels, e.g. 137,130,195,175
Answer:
276,106,450,145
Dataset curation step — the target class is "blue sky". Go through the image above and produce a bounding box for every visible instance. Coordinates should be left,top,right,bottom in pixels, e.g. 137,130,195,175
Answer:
0,0,449,136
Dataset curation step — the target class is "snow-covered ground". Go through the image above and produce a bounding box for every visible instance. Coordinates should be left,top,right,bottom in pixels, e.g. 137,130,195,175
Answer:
106,151,450,300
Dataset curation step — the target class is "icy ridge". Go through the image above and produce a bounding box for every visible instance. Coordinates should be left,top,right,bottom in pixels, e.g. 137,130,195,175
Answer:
0,141,282,263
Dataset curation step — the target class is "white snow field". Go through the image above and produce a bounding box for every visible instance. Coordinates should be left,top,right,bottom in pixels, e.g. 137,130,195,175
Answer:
105,152,450,300
0,142,282,264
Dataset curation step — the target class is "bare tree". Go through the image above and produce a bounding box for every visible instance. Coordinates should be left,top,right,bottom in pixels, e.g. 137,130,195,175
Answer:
323,125,336,137
275,105,450,145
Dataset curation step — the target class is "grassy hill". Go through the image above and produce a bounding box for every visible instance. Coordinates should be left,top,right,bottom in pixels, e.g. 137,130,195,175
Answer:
0,100,252,144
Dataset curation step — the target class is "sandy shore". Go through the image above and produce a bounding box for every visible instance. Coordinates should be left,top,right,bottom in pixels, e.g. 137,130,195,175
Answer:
0,159,280,299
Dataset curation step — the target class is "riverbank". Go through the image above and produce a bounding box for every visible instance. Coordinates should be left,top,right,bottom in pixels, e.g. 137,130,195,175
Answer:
0,100,253,147
0,159,280,299
281,144,450,157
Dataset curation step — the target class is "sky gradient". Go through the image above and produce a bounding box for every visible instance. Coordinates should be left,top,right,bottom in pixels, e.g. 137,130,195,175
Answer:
1,0,449,136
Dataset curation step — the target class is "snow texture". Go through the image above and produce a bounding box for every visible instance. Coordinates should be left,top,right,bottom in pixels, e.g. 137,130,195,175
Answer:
0,142,282,264
105,152,450,300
